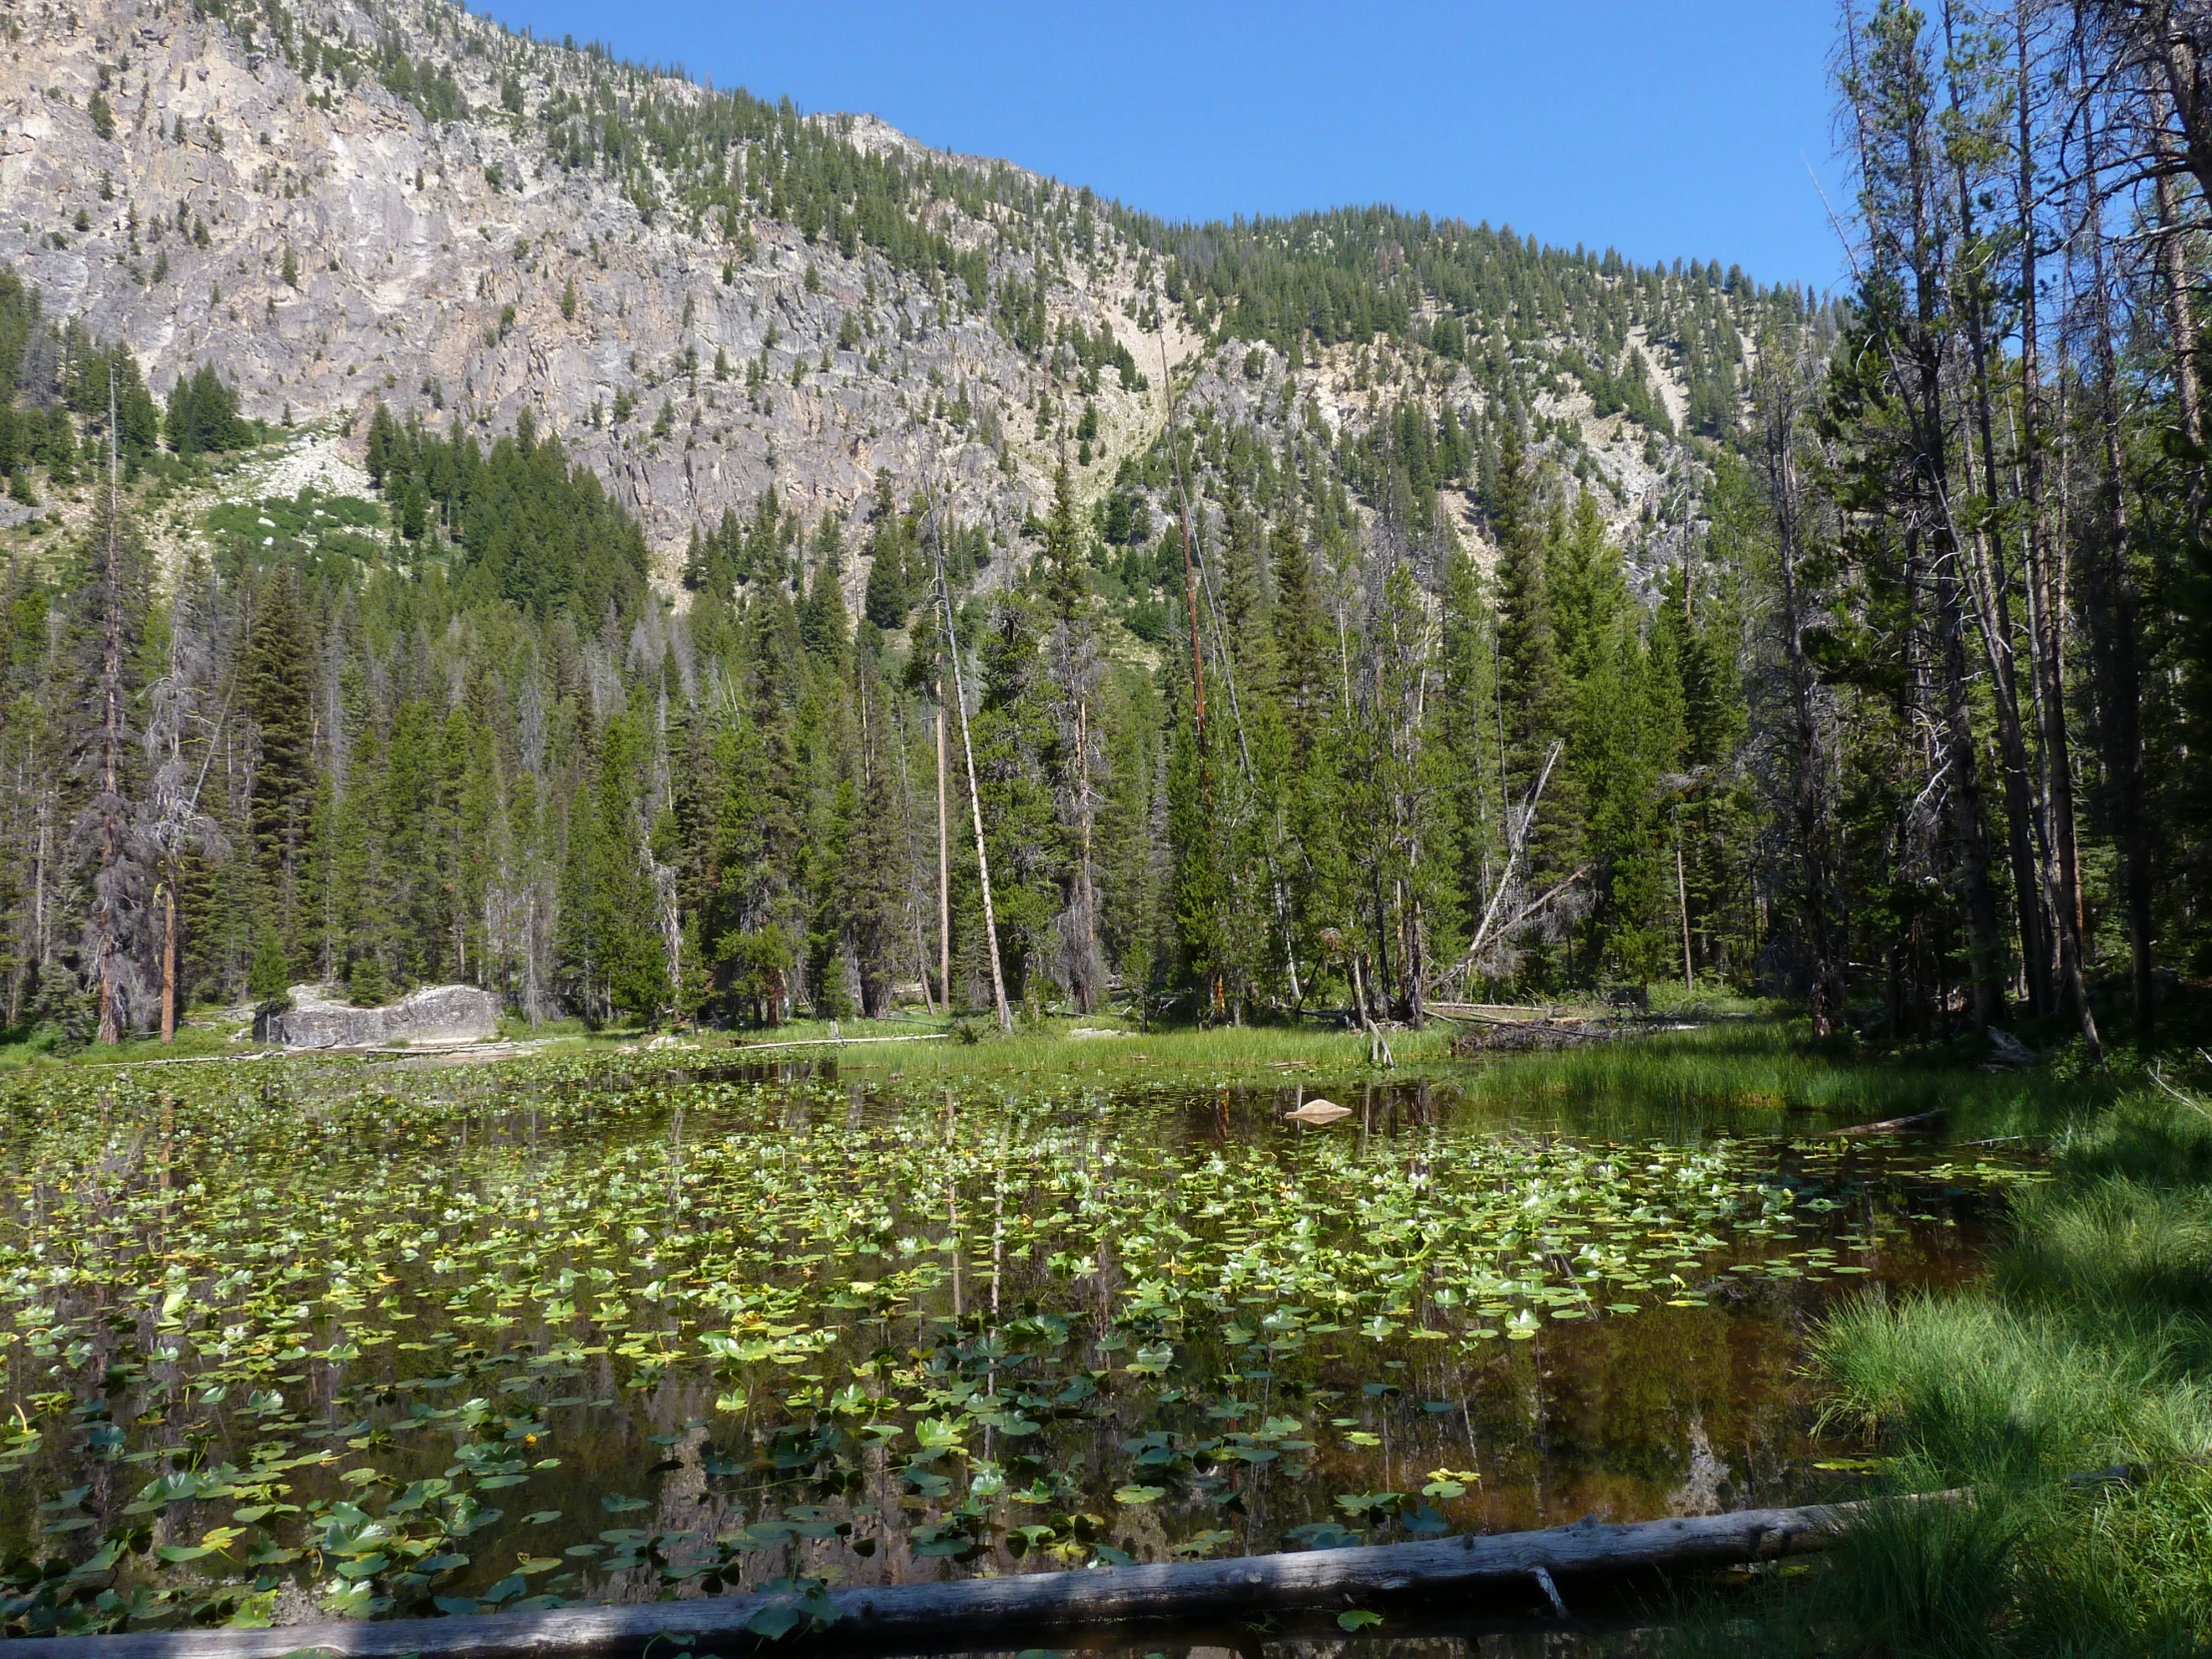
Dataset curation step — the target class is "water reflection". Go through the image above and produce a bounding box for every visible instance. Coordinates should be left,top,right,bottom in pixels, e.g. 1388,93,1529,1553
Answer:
0,1058,2018,1645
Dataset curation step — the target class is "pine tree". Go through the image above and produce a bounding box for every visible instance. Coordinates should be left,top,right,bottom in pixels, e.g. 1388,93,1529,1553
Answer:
800,514,851,668
1041,456,1085,625
242,568,314,961
843,650,907,1014
712,593,808,1024
57,482,155,1040
971,593,1064,1012
861,472,913,629
1269,506,1350,1004
1480,431,1580,983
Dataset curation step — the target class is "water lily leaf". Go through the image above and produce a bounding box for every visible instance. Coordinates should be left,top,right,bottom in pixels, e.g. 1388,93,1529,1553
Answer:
1401,1502,1449,1535
1112,1484,1166,1505
1286,1521,1363,1549
1170,1528,1235,1558
1339,1609,1383,1631
745,1602,803,1640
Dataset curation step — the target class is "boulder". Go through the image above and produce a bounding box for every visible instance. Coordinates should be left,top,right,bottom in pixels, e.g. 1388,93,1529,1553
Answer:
255,984,499,1049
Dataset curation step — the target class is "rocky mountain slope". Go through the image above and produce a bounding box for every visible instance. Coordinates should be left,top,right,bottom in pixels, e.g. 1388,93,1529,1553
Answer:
2,0,1797,590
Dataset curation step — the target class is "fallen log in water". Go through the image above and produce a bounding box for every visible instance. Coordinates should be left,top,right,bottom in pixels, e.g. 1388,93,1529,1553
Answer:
1831,1110,1944,1137
10,1501,1864,1659
1448,1019,1612,1054
730,1032,950,1054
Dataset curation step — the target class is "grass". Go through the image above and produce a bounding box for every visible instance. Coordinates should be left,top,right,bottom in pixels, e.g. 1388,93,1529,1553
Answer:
1663,1056,2212,1657
0,1000,2133,1119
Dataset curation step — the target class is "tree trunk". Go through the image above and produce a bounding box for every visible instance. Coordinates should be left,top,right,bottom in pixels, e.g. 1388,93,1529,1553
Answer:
2018,8,2100,1056
2084,137,2157,1037
1903,89,2007,1032
160,882,176,1044
96,480,126,1045
2151,93,2206,536
931,518,1011,1033
936,678,950,1012
1949,138,2052,1014
1753,348,1848,1034
22,1499,1900,1659
1936,546,2009,1032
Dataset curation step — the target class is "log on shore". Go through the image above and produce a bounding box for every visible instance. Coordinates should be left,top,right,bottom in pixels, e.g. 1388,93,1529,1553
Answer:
1449,1020,1611,1054
10,1502,1855,1659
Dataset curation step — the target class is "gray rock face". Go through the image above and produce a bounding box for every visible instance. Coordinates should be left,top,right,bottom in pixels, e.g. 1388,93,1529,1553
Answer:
0,0,1179,586
256,983,499,1048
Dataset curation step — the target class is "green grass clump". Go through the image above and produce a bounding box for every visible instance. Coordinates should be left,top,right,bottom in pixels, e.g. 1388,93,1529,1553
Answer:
1668,1071,2212,1657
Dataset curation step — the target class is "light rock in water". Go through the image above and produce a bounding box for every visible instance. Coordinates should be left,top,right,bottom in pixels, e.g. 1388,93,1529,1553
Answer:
1284,1098,1353,1124
255,984,498,1048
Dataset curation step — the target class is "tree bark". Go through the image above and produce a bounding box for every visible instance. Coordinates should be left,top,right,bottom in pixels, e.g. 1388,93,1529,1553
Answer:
929,510,1011,1033
7,1502,1880,1659
2084,124,2157,1037
2018,7,2101,1057
935,676,950,1012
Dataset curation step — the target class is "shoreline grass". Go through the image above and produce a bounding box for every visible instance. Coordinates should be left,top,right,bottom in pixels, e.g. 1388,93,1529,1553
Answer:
1664,1062,2212,1657
6,1006,2135,1130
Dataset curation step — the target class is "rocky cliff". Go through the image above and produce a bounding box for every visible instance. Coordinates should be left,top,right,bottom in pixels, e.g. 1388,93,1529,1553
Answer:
2,0,1759,592
3,0,1185,577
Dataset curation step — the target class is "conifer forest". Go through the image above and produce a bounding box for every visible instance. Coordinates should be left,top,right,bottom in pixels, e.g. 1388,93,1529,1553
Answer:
16,3,2212,1656
0,1,2207,1062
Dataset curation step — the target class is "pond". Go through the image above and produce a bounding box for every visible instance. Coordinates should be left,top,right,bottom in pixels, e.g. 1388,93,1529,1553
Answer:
0,1054,2037,1642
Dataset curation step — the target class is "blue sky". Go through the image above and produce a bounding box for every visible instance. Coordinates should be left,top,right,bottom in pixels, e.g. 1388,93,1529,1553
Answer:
478,0,1851,292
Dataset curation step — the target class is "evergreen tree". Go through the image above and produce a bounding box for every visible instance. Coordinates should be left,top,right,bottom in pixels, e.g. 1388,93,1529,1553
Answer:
241,568,315,960
800,514,851,668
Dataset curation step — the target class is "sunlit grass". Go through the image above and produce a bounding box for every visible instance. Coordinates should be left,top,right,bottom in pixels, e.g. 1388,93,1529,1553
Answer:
1666,1072,2212,1657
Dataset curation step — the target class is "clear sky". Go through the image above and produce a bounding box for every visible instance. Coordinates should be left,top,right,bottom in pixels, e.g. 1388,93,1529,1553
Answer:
475,0,1852,292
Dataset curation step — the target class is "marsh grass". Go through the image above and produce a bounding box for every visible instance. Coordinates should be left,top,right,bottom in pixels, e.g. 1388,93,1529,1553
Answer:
1665,1069,2212,1657
710,1015,2117,1139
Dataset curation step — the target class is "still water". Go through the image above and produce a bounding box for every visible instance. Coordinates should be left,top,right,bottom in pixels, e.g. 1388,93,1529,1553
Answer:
0,1058,2027,1645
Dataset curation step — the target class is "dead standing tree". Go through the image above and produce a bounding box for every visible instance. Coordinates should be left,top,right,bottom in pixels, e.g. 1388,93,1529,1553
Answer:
924,486,1012,1033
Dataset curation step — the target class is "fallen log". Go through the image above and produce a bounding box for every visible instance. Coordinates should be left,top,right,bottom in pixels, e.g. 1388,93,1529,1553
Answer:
1449,1020,1611,1055
9,1501,1862,1659
730,1032,950,1054
1831,1110,1943,1137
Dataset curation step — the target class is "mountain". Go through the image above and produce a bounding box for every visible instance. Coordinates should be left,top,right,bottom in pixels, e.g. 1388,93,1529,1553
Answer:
0,0,1829,1042
1,0,1805,594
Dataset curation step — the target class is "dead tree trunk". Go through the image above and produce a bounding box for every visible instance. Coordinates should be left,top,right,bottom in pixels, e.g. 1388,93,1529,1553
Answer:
2018,9,2101,1056
16,1500,1908,1659
928,501,1011,1033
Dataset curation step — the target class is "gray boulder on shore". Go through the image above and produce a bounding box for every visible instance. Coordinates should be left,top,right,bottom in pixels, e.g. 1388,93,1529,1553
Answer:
254,984,499,1049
